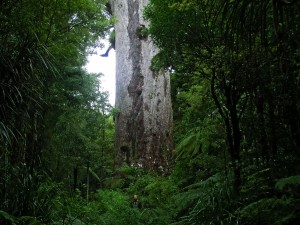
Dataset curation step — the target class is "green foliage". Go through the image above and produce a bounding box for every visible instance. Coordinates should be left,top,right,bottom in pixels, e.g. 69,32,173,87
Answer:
100,167,178,224
137,25,149,40
94,190,139,225
236,197,299,225
175,117,224,158
127,172,178,225
108,29,116,48
131,175,177,208
150,51,171,72
144,0,300,224
172,81,226,185
173,172,235,225
275,175,300,192
241,168,274,202
110,107,121,117
0,210,17,225
43,71,115,195
0,0,113,221
0,210,42,225
1,0,300,224
49,186,175,225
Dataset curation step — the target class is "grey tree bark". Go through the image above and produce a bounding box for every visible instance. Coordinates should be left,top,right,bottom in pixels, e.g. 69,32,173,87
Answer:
111,0,173,172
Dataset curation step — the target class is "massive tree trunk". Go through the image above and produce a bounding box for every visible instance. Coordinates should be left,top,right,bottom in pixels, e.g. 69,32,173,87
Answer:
111,0,173,172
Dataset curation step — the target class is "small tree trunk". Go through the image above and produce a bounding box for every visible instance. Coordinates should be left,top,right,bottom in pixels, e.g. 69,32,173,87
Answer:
73,166,78,191
86,163,90,202
211,70,242,191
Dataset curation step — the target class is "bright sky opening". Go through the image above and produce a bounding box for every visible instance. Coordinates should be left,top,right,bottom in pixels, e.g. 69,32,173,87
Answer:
85,41,116,106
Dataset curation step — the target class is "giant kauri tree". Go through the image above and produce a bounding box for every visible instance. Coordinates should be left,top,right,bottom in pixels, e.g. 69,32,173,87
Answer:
110,0,173,172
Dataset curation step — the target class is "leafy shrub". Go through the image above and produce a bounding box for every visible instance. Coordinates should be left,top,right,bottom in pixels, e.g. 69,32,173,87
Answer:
92,190,140,225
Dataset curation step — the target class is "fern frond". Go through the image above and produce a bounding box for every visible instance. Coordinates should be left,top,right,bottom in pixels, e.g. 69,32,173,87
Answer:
275,175,300,191
0,210,18,225
175,132,201,159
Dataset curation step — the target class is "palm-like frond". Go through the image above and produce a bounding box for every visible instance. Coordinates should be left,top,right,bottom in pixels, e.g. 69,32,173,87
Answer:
175,131,201,159
173,172,234,225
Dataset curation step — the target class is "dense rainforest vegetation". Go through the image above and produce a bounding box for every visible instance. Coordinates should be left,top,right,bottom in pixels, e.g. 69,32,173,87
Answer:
1,0,299,224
